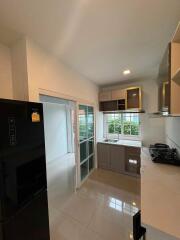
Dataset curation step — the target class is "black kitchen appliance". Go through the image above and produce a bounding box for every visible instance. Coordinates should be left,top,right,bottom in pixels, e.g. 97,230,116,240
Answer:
133,211,146,240
0,99,50,240
149,143,180,166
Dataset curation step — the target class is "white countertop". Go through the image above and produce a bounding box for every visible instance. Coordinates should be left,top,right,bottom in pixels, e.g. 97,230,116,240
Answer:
141,148,180,239
98,139,142,148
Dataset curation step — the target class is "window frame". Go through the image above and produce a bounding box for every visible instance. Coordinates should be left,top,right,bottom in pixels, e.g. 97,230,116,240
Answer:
103,113,141,141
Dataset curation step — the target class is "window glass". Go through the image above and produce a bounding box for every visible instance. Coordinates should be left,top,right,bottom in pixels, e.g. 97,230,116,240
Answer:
88,138,94,156
79,105,95,182
80,142,88,162
104,113,140,139
89,156,94,172
81,161,88,180
79,105,88,141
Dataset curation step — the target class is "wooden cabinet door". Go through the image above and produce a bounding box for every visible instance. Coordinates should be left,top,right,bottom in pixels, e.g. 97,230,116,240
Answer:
170,43,180,115
97,143,110,169
99,91,112,102
126,88,141,109
111,89,126,100
109,145,125,173
99,100,118,111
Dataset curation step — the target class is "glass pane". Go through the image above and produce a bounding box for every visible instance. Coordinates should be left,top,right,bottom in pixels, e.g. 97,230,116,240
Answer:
80,142,88,162
81,160,88,180
108,122,115,133
88,106,94,123
131,114,139,123
79,105,88,142
88,106,94,138
105,113,140,137
115,124,121,134
131,124,139,135
123,124,131,135
79,105,95,182
123,114,131,123
89,156,94,172
107,114,114,121
114,113,119,119
88,124,94,138
88,138,94,156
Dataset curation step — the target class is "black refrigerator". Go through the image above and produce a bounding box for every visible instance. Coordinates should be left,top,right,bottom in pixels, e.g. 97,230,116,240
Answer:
0,99,50,240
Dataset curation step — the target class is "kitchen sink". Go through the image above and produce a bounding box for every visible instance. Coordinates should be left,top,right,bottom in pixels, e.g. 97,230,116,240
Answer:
104,139,118,143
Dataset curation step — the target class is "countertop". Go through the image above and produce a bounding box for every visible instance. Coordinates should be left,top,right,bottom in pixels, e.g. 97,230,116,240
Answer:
141,148,180,239
98,139,142,148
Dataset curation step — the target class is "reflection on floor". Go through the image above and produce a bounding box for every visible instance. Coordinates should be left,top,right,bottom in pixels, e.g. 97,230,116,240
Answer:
49,169,140,240
47,153,76,210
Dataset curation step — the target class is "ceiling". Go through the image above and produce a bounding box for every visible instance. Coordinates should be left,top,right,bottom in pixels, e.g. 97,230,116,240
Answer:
0,0,180,85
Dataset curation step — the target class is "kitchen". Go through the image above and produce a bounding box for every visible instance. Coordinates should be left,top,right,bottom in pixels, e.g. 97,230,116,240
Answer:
0,1,180,240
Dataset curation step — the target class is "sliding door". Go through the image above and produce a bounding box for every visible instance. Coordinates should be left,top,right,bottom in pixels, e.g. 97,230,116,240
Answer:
79,105,95,181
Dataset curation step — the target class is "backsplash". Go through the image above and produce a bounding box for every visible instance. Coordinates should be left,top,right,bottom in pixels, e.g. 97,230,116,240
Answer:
165,118,180,157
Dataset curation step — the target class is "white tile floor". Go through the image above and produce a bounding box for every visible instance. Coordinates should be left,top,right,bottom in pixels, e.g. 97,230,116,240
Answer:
49,169,140,240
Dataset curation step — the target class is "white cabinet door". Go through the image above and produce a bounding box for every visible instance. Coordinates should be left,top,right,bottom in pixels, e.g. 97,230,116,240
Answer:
111,89,126,100
99,91,112,102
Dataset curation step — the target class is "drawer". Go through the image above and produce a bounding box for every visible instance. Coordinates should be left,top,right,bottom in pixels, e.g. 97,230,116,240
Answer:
125,146,141,155
125,153,141,175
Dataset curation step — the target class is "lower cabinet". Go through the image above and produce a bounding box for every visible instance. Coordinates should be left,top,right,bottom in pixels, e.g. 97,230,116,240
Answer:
97,143,140,176
97,143,110,169
109,145,125,173
125,147,141,176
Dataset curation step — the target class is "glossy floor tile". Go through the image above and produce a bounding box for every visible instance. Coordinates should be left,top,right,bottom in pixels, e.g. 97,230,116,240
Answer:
47,153,76,226
49,169,140,240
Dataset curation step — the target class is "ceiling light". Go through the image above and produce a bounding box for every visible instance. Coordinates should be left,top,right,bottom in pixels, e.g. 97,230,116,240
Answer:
123,69,131,75
132,202,136,206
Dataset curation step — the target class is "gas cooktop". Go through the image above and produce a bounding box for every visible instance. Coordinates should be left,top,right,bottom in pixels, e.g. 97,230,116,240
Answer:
149,143,180,166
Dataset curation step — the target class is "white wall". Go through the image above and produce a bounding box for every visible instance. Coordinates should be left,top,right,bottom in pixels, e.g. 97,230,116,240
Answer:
101,79,166,146
0,42,13,99
165,118,180,156
24,38,102,165
11,38,29,101
43,102,68,163
25,38,99,105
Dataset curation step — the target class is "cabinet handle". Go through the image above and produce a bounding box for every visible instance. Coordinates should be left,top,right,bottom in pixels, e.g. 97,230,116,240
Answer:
129,159,137,165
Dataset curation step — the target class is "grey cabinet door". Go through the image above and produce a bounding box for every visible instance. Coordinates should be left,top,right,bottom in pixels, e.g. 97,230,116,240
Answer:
97,143,110,169
109,145,125,173
125,147,141,175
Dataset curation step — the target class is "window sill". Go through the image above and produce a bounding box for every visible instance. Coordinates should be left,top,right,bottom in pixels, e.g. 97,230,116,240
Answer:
104,134,141,141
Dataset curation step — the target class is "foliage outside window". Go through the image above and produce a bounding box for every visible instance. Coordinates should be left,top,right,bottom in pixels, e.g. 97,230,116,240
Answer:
104,113,140,139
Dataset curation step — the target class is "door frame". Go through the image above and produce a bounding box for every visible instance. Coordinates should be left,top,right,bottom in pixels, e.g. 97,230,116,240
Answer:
38,88,97,189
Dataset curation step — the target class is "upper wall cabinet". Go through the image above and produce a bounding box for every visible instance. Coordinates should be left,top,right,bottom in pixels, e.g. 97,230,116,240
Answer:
126,87,141,110
158,81,170,112
99,86,142,112
99,91,112,102
170,22,180,115
157,44,171,113
111,89,126,100
170,42,180,115
157,22,180,116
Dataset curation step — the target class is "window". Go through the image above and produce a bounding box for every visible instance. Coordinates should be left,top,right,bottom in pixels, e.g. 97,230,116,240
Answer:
104,113,140,140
